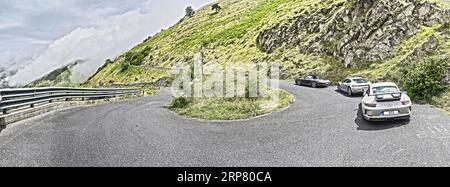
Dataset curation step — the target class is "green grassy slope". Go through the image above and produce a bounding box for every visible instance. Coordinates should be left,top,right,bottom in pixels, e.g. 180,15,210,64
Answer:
88,0,349,84
87,0,450,110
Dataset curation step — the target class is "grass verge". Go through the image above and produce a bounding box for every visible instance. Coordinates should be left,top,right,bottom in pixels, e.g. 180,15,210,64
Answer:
169,88,295,120
431,88,450,113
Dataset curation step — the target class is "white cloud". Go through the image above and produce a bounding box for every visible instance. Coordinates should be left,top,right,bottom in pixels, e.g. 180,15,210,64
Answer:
1,0,214,86
9,9,157,85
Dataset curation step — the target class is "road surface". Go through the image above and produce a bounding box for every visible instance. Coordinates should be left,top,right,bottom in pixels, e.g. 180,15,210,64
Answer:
1,81,450,166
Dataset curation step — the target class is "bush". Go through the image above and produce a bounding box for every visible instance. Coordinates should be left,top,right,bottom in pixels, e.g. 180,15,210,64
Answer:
124,52,145,66
170,97,192,109
401,57,450,101
121,63,130,72
124,47,151,66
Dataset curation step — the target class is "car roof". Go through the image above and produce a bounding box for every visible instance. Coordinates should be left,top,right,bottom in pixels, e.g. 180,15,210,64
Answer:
371,82,398,87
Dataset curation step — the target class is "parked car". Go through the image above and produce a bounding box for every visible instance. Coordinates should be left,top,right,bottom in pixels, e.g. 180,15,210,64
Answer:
295,75,331,88
361,82,412,121
337,77,371,96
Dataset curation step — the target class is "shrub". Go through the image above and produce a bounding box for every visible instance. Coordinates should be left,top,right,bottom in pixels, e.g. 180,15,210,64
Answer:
121,63,130,72
124,52,144,66
124,47,151,66
170,97,192,109
401,57,450,101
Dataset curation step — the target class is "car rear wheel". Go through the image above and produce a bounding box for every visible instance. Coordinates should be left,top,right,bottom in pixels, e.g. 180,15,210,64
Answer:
312,82,317,88
347,87,352,96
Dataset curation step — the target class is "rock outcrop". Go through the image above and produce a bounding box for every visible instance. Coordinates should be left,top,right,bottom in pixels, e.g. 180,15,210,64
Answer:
257,0,449,67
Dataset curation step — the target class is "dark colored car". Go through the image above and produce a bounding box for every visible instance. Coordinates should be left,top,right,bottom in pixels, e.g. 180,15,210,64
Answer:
295,75,331,88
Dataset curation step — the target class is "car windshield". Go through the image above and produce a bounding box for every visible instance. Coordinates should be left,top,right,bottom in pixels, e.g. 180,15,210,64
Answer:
372,86,399,95
353,79,368,83
311,76,321,79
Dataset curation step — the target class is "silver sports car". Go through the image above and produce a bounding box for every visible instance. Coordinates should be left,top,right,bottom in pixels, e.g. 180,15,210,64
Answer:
337,77,371,96
361,82,412,121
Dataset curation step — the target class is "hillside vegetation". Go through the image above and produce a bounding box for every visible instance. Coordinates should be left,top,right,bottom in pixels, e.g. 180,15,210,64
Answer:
170,88,295,120
27,60,86,87
86,0,450,110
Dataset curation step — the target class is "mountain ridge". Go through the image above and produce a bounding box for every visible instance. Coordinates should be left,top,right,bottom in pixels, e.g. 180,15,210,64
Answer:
27,59,88,88
87,0,449,86
24,0,450,110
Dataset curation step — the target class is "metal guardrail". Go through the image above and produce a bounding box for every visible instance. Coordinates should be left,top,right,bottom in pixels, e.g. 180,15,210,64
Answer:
0,87,141,115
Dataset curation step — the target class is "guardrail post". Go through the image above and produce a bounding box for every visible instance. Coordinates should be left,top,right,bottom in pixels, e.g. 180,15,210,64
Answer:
0,91,4,129
49,91,52,103
0,117,6,131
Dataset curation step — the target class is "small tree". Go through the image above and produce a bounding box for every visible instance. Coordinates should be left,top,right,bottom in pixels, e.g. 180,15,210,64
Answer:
105,59,113,65
212,3,222,13
185,6,195,18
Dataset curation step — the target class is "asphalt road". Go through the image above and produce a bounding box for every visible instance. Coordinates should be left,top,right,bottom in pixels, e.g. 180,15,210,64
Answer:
1,81,450,167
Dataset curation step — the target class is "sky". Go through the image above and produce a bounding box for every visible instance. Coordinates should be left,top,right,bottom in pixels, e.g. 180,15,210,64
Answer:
0,0,214,86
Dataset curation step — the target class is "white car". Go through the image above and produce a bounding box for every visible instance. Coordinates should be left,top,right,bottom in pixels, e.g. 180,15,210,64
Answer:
361,82,412,121
337,77,371,96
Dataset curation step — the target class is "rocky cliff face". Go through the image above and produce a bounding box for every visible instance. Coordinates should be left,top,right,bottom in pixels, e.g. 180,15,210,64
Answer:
257,0,449,67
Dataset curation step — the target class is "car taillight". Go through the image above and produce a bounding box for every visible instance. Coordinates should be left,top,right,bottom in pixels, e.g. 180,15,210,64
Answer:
364,102,377,107
402,100,410,105
392,93,401,98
